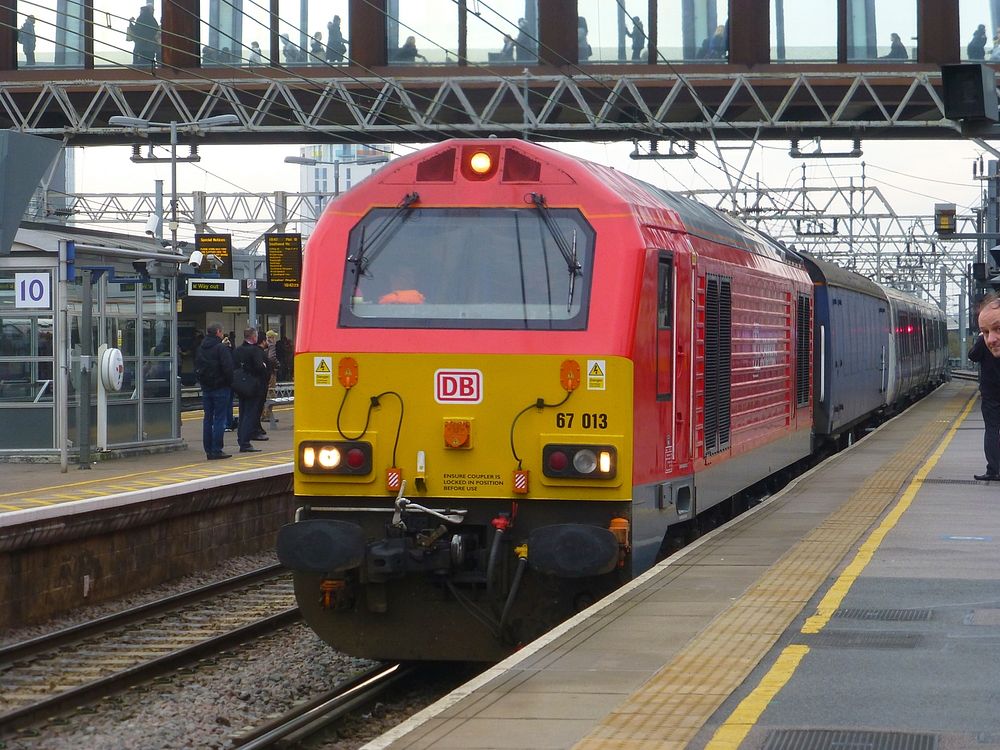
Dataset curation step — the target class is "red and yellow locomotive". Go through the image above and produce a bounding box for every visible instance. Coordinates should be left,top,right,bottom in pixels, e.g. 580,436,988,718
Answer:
278,139,814,661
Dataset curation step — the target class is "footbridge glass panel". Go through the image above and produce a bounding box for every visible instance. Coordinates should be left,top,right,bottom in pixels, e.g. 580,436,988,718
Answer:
276,0,349,67
17,1,85,69
656,0,728,62
846,0,917,61
770,0,837,61
577,1,650,63
961,1,1000,61
387,0,457,64
468,0,530,65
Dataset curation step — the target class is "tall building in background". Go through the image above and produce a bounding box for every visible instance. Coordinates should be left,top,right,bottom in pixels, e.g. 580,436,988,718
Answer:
292,143,391,236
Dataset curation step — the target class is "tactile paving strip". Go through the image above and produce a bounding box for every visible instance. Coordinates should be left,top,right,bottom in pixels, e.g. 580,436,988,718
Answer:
572,386,973,750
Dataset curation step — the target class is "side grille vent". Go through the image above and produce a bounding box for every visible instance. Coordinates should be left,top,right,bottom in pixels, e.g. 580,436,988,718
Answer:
796,294,811,407
502,149,541,181
704,275,731,456
416,149,456,182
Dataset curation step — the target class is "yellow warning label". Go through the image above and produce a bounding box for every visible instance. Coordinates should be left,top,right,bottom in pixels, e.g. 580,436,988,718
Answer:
314,356,333,387
587,359,606,391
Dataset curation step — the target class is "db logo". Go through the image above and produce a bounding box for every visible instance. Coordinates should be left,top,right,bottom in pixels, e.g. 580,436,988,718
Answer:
435,369,483,404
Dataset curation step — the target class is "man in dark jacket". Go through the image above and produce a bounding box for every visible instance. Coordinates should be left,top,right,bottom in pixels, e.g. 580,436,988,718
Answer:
132,4,160,67
233,327,269,453
19,16,36,66
195,322,234,460
969,292,1000,480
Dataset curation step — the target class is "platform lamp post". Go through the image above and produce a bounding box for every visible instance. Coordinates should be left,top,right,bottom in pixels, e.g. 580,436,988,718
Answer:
109,114,240,254
283,154,390,197
108,114,239,442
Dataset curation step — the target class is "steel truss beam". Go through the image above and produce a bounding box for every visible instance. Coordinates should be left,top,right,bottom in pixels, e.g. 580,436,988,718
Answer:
684,185,976,317
42,182,975,319
6,70,960,146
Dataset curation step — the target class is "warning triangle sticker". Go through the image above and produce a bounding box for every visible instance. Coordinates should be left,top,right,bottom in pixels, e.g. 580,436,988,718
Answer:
589,362,604,376
315,360,332,372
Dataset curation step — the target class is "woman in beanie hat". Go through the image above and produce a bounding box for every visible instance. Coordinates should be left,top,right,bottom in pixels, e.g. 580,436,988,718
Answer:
261,330,280,423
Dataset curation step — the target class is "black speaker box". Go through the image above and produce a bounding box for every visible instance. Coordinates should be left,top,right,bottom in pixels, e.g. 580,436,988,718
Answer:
941,63,999,122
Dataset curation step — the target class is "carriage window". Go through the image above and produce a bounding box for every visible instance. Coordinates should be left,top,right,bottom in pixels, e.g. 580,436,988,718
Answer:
339,207,595,330
658,255,673,328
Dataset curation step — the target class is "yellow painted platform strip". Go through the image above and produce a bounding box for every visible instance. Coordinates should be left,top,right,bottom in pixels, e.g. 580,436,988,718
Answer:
702,390,977,749
704,645,809,750
573,386,975,750
0,449,294,507
800,391,976,634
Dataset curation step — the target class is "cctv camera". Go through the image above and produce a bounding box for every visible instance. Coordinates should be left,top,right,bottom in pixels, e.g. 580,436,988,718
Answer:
188,250,204,269
144,214,161,236
132,260,149,274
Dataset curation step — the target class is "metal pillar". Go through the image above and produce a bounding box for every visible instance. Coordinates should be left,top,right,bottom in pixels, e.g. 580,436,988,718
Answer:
78,269,93,468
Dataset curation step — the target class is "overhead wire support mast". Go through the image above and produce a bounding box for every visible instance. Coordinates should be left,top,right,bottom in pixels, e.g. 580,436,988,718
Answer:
629,139,697,160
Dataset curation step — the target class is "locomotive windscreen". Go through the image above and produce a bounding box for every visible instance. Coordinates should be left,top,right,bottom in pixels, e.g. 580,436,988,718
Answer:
338,207,595,330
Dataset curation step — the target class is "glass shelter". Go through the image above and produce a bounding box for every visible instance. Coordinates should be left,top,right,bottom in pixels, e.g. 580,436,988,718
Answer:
0,224,184,461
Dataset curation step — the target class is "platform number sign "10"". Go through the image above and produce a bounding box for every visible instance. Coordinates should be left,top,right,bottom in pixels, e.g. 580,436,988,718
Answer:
15,272,51,309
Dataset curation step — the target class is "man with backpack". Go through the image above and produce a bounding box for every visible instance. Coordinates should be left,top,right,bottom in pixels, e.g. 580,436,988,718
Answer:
195,322,234,460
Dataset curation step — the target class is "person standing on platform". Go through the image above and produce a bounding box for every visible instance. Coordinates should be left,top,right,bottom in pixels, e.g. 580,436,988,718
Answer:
233,327,268,453
969,292,1000,480
326,15,348,63
195,322,234,460
625,15,646,61
19,16,36,66
131,4,160,67
968,24,988,60
260,330,279,425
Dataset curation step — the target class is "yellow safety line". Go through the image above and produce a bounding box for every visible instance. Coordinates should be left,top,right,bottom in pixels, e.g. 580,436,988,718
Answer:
704,645,810,750
0,450,294,500
705,392,977,749
800,392,977,634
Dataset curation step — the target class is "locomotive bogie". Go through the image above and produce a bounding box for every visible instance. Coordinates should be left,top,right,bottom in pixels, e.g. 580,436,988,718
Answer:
284,498,633,662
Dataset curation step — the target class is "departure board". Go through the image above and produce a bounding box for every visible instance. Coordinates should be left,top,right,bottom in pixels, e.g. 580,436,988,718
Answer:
265,233,303,291
194,234,234,278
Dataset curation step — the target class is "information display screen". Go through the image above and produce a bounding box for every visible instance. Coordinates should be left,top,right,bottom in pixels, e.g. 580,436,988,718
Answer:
265,233,303,292
194,234,234,278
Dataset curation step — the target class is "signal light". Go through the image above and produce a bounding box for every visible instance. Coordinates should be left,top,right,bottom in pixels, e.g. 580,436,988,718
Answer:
542,444,617,479
299,440,372,475
934,203,956,235
469,151,492,174
460,145,500,180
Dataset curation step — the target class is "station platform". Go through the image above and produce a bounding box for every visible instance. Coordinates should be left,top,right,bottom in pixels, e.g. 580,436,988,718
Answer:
367,380,997,750
0,404,294,516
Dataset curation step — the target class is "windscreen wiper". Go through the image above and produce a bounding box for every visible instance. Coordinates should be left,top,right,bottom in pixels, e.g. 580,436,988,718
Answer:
348,192,420,278
529,192,581,311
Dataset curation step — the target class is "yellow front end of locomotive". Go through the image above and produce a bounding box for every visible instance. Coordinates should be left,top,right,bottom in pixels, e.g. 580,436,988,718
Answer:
293,352,634,502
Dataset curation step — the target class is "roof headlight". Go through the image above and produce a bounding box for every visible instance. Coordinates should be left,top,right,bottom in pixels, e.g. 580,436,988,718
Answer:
469,150,493,174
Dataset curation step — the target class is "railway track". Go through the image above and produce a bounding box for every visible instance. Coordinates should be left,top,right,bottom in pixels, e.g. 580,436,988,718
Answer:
0,565,299,734
230,662,415,749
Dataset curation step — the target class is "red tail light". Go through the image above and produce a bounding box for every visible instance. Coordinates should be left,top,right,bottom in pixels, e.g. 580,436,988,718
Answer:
542,444,617,479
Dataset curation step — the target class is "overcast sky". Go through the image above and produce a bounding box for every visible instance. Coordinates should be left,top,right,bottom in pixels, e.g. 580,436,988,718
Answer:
74,136,989,229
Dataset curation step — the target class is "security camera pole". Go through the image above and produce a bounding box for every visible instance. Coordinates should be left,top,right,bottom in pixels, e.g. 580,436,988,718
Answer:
109,114,239,256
